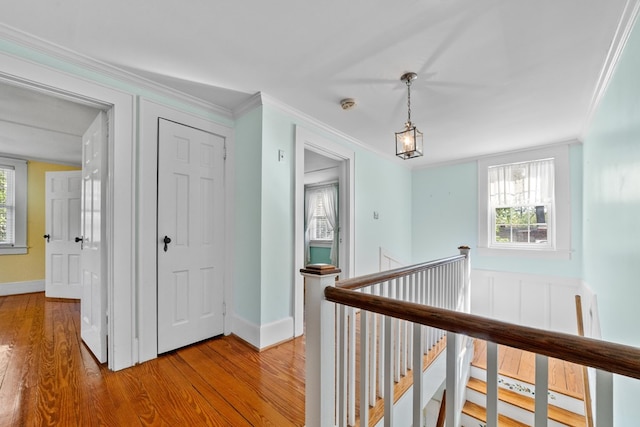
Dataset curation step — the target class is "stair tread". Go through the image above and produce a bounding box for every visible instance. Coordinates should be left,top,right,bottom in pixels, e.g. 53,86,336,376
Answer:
468,377,586,427
462,400,529,427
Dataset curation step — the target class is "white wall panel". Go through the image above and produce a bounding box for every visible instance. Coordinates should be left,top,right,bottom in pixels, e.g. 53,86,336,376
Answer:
471,269,583,334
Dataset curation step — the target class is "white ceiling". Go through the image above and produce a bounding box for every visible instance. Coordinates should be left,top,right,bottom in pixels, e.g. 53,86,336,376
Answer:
0,0,632,167
0,82,101,165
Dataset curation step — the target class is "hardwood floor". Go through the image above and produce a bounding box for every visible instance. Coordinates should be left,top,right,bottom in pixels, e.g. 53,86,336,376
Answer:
0,293,305,426
472,338,585,399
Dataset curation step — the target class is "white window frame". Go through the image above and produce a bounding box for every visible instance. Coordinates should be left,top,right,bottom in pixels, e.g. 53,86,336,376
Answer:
478,145,571,259
0,157,27,255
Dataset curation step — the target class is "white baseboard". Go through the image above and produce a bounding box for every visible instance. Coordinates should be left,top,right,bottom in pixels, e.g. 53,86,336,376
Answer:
231,313,294,350
260,316,294,348
0,280,45,296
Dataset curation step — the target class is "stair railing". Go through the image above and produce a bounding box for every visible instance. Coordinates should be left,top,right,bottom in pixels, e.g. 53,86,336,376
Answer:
302,248,640,427
301,246,471,427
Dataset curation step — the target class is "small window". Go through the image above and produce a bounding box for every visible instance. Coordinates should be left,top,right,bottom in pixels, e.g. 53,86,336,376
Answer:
309,193,334,242
478,146,570,259
0,157,27,255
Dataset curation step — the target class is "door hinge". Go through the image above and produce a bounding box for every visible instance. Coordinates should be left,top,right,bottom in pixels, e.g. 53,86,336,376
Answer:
223,143,227,160
222,302,226,316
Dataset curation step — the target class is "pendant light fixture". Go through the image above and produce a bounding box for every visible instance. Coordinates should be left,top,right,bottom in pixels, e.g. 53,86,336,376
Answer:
395,72,423,159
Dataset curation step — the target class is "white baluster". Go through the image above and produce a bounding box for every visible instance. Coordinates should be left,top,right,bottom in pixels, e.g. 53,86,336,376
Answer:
360,308,370,426
413,322,424,427
535,354,549,427
486,341,498,427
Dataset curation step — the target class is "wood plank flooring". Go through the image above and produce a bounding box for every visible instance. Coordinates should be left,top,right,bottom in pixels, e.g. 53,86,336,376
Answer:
0,293,305,426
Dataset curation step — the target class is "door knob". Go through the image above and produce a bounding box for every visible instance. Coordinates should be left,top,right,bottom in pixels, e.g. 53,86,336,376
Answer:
43,234,50,243
163,236,172,252
75,236,84,249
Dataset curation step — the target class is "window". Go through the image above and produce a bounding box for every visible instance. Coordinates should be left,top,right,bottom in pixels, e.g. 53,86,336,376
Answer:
309,196,334,242
0,157,27,255
478,146,570,259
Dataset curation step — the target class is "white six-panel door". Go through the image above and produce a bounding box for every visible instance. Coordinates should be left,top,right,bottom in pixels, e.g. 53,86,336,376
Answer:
157,119,225,353
44,170,82,299
80,111,108,363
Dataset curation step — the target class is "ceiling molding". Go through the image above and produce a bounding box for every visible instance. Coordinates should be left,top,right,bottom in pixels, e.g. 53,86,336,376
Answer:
580,0,640,139
413,138,583,171
0,24,234,120
235,91,409,168
232,92,263,119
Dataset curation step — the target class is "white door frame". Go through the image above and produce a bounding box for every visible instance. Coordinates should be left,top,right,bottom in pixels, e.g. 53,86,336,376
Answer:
0,51,135,370
294,126,355,337
137,98,234,363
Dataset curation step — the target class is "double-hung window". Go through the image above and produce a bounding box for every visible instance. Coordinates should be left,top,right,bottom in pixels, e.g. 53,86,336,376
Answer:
309,196,334,242
0,157,27,255
478,146,571,259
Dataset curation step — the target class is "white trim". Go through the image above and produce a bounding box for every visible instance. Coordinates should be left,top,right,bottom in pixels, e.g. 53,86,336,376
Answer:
0,51,135,371
235,92,402,169
138,98,234,363
294,126,355,337
0,279,44,296
477,145,571,260
0,24,234,121
230,314,294,350
581,0,640,139
260,316,294,348
231,314,261,349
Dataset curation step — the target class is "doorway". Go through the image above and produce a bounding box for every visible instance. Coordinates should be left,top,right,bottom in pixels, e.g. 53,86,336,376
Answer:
294,126,355,337
0,64,133,370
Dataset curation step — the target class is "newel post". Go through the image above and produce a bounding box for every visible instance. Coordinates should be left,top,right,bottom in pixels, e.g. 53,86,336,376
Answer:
300,264,341,427
458,245,471,314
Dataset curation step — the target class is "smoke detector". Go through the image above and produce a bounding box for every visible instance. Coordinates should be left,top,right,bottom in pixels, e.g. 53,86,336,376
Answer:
340,98,356,110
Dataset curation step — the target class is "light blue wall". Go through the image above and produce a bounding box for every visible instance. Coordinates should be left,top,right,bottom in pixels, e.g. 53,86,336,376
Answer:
260,106,296,324
354,150,413,273
412,145,583,278
233,108,263,324
582,16,640,425
253,105,414,324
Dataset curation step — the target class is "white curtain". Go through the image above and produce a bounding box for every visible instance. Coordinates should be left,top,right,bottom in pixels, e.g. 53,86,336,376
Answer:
488,158,554,207
304,183,338,265
304,189,319,264
320,185,338,265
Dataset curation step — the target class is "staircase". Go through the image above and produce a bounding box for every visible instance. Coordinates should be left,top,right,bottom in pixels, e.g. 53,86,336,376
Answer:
461,342,587,427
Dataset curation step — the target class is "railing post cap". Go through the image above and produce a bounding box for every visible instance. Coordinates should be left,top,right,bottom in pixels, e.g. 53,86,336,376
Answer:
300,263,341,276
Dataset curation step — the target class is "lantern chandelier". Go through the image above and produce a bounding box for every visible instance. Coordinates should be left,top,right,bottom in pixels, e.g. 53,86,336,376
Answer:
395,72,424,159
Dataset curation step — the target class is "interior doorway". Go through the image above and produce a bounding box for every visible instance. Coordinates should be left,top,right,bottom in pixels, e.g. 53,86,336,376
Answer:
294,126,355,337
0,78,112,364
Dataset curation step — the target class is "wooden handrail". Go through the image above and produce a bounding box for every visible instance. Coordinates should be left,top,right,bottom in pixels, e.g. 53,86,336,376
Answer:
324,286,640,380
335,254,466,290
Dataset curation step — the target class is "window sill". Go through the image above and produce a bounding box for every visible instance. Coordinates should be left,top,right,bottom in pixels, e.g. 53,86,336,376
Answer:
0,246,28,255
477,246,571,260
309,240,332,248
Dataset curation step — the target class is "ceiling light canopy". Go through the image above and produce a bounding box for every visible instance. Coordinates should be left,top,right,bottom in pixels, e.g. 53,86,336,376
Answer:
395,72,423,160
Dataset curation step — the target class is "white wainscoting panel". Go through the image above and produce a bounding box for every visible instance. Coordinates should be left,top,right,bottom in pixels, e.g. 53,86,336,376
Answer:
471,270,584,335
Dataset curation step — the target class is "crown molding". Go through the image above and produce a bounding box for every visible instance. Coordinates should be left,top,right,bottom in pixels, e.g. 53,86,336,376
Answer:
0,24,233,120
233,91,407,167
580,0,640,139
413,138,582,171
